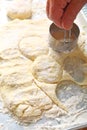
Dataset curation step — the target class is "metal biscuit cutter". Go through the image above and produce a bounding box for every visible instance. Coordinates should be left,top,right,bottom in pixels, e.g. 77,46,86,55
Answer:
49,23,80,53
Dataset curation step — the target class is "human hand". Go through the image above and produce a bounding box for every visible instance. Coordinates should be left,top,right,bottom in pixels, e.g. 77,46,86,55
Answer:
46,0,87,30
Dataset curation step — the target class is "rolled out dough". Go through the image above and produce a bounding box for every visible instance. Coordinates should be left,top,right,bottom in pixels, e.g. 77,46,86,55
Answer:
0,19,87,123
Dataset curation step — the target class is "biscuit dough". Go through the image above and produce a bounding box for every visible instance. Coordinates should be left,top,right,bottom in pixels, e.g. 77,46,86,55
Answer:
0,48,52,123
34,79,67,111
32,55,63,84
0,19,50,52
0,19,53,123
0,19,87,124
0,48,21,60
0,78,52,123
19,36,49,60
44,104,66,118
0,48,32,76
7,0,32,20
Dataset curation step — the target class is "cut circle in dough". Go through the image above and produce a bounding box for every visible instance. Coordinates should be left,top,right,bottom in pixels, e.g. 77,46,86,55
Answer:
19,36,49,60
7,0,32,20
32,55,63,84
56,80,86,112
56,80,81,99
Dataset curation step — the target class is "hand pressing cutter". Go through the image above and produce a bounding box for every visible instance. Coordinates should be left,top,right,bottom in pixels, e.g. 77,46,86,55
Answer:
49,23,80,53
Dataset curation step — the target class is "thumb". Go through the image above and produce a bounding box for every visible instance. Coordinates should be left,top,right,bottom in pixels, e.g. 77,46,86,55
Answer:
62,0,87,30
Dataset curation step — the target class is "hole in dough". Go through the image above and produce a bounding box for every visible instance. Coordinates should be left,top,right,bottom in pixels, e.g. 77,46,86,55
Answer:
56,80,82,101
56,80,87,112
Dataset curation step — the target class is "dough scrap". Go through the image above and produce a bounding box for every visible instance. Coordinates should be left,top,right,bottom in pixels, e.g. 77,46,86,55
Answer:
44,104,66,118
7,0,32,20
19,36,49,60
32,55,63,84
0,81,52,123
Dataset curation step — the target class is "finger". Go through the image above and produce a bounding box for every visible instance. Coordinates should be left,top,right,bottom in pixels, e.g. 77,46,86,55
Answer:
49,0,71,28
46,0,50,17
48,0,66,28
46,0,72,28
49,8,63,28
62,0,87,30
48,0,62,27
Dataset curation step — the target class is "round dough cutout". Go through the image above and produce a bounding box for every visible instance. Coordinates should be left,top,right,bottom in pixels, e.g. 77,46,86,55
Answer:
32,55,63,83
